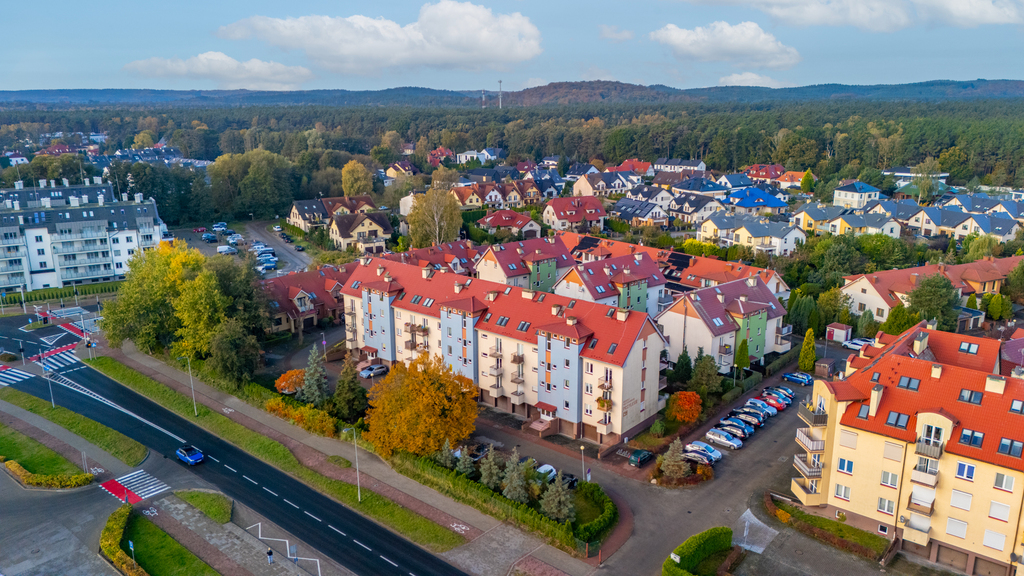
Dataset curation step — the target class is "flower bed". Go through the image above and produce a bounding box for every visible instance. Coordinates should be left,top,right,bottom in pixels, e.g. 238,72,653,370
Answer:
763,492,884,560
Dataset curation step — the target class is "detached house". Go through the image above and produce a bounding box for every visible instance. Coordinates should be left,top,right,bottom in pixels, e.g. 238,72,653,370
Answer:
565,163,599,182
475,237,575,292
671,176,731,200
669,256,790,299
745,164,785,183
427,147,454,167
288,196,376,232
543,197,607,231
777,170,815,189
611,198,670,227
625,184,676,209
382,240,479,275
386,160,419,179
654,158,706,173
524,169,565,199
263,266,352,333
477,210,542,238
450,185,488,209
668,193,726,225
834,181,882,209
574,172,640,197
717,173,754,189
608,159,654,177
727,187,789,216
328,212,393,254
553,253,671,315
727,220,806,256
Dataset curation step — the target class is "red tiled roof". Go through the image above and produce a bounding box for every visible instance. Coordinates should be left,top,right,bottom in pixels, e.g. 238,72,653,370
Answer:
536,401,557,412
844,256,1024,306
745,164,785,179
555,232,670,263
382,240,479,274
673,256,780,290
322,195,375,215
545,197,606,223
608,159,652,174
562,253,667,300
478,210,534,231
480,238,574,276
259,266,352,319
661,276,785,337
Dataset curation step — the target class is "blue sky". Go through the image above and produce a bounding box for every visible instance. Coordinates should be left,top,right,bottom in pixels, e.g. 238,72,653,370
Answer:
11,0,1024,91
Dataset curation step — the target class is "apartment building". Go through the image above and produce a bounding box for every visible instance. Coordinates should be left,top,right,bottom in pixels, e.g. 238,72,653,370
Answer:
552,252,671,315
792,325,1023,576
0,182,162,291
338,258,667,445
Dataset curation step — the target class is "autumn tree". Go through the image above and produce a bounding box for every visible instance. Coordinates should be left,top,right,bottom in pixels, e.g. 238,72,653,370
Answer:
912,156,941,203
341,160,373,197
666,391,702,424
479,445,502,490
430,166,460,191
799,328,817,372
364,353,477,458
172,270,228,359
275,369,306,394
540,471,575,523
333,355,368,422
297,346,328,406
408,188,462,248
381,130,404,155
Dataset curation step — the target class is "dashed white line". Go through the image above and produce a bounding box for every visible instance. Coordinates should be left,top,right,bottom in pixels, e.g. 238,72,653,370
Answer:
329,525,346,536
262,487,278,497
224,465,237,472
283,499,299,509
206,455,219,462
243,475,258,485
304,511,322,522
353,540,371,551
380,556,397,567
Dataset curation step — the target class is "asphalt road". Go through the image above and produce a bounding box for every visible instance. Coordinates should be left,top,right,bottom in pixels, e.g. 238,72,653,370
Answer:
244,221,313,273
7,364,465,576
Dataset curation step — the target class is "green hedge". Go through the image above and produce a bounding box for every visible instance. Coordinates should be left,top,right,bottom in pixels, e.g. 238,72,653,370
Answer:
461,209,487,224
740,372,763,392
574,482,618,542
765,348,800,376
663,527,733,576
1,281,120,306
721,386,743,404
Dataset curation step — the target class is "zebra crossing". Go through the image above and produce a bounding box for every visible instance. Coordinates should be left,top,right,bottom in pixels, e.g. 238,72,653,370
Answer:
37,351,79,372
0,366,33,386
100,470,170,503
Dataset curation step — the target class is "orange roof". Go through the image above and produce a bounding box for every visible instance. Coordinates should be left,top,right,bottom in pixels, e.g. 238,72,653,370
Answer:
478,210,534,230
608,159,651,174
673,256,778,289
260,266,351,319
845,255,1024,306
777,171,814,184
555,232,670,263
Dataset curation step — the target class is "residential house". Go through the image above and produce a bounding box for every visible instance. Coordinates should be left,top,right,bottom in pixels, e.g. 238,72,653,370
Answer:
494,166,520,181
427,146,454,167
821,213,902,239
717,174,754,189
477,210,542,238
610,198,670,227
657,276,791,373
668,255,790,299
793,325,1023,576
338,257,667,445
479,182,528,209
726,220,806,256
672,177,731,200
386,160,419,179
382,240,480,275
789,203,848,236
834,181,883,209
555,232,671,266
574,172,640,197
894,180,955,202
456,148,505,164
654,158,706,173
466,168,501,183
667,193,726,225
450,184,488,209
745,164,785,183
882,166,950,186
625,184,677,209
323,195,376,215
608,159,654,177
564,163,599,182
475,237,575,292
543,197,607,231
540,156,561,169
523,169,565,199
399,190,424,217
777,171,816,189
727,187,789,215
288,196,377,231
754,182,791,203
328,212,393,254
5,153,28,165
262,266,352,333
516,160,538,173
553,253,672,315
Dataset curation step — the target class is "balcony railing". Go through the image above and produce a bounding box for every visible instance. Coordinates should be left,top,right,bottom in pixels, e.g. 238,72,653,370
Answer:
345,309,357,317
911,468,939,488
907,496,934,517
780,324,793,336
915,439,944,459
0,236,25,246
598,375,612,390
798,403,828,427
793,454,822,478
0,264,25,274
719,344,733,355
52,243,106,255
489,345,503,358
659,376,668,391
58,256,111,268
487,364,503,377
54,230,107,241
595,420,612,435
596,400,613,412
345,322,357,333
404,340,417,350
60,268,112,280
511,374,524,385
795,428,825,452
657,293,674,305
510,353,524,364
510,391,526,405
902,524,931,547
0,248,27,258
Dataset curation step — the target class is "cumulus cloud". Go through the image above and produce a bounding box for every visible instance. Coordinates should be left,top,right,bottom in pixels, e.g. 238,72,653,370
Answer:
678,0,1022,32
599,25,634,42
650,21,800,69
218,1,542,75
719,72,793,88
123,52,313,90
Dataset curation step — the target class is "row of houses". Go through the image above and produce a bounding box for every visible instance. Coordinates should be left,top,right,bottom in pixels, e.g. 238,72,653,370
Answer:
698,213,807,256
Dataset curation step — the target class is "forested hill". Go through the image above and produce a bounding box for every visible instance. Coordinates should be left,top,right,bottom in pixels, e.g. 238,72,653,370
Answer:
4,79,1024,108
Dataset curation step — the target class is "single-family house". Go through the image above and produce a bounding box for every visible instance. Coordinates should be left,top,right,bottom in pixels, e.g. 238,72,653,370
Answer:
382,240,480,275
287,195,376,231
262,266,352,333
667,193,726,225
716,173,754,189
727,187,789,215
671,176,730,200
564,163,599,182
833,181,882,209
540,156,561,169
328,212,393,254
654,158,706,173
727,220,806,256
610,198,670,227
477,210,542,238
745,164,785,183
625,184,677,209
427,146,454,167
553,253,671,315
386,160,419,179
607,159,655,177
450,184,488,209
882,166,950,187
523,169,565,199
543,197,607,231
574,172,639,197
776,171,815,189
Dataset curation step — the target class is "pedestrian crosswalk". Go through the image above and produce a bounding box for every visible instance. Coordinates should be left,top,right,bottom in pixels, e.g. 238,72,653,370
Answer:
37,351,79,372
0,366,33,386
100,470,170,503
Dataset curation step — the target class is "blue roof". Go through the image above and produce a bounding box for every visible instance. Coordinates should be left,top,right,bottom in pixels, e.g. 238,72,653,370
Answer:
727,187,788,209
835,181,880,194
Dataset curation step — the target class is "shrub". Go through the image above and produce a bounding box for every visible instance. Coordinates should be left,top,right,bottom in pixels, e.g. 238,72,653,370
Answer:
100,504,150,576
650,419,666,438
263,397,337,437
721,386,743,404
574,482,618,542
662,526,734,576
274,369,305,394
739,372,763,392
4,460,93,488
775,509,792,523
0,352,17,362
765,348,800,376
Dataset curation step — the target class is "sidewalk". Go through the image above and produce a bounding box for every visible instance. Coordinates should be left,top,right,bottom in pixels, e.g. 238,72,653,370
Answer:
103,341,596,576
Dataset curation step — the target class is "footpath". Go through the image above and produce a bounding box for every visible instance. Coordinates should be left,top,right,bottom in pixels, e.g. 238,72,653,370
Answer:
102,340,600,576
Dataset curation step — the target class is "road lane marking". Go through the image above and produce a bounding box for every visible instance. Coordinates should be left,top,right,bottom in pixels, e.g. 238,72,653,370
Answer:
224,465,237,472
207,455,219,462
243,475,258,484
353,540,371,551
380,556,398,567
263,487,278,496
284,499,299,509
304,511,322,522
329,525,346,536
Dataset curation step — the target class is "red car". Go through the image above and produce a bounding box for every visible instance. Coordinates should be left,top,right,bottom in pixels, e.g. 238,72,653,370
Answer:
758,395,786,410
193,227,207,233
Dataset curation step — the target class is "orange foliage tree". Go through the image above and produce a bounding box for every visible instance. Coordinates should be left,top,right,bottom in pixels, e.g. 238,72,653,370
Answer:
365,353,478,458
667,391,702,424
275,369,306,394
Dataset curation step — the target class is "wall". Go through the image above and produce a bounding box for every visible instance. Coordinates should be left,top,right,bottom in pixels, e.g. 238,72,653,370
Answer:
360,289,397,363
842,277,893,322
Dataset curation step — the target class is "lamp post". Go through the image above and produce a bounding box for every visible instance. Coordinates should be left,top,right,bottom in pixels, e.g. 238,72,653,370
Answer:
178,356,198,416
354,428,361,503
249,212,254,221
580,445,586,479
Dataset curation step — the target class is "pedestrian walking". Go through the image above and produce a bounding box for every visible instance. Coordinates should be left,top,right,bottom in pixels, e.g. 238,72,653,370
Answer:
267,548,274,564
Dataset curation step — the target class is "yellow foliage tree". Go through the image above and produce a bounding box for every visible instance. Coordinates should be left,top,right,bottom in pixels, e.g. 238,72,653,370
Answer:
275,369,306,394
365,353,478,458
172,270,228,359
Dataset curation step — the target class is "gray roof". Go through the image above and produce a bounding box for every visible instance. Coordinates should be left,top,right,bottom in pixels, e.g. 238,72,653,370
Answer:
669,193,721,214
612,198,664,219
292,199,329,222
0,183,158,235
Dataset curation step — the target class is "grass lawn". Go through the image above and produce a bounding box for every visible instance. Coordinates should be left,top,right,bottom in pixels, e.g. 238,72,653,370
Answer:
0,387,148,466
22,321,46,331
573,490,602,526
627,416,685,452
120,514,218,576
777,501,889,556
0,422,81,475
692,548,732,576
85,356,463,553
327,455,352,468
175,490,232,524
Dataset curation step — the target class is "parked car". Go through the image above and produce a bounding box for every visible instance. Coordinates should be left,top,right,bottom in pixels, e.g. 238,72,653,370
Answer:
272,225,283,232
720,417,754,436
283,237,293,243
453,445,489,462
766,385,795,398
295,245,306,252
682,451,714,466
843,338,874,351
202,234,218,243
746,398,778,416
176,445,204,465
560,473,579,489
729,409,765,427
781,372,813,386
758,395,787,410
761,390,792,406
536,464,558,484
684,440,722,462
628,449,654,467
217,246,238,256
359,364,389,379
193,227,207,233
256,263,277,273
705,429,743,450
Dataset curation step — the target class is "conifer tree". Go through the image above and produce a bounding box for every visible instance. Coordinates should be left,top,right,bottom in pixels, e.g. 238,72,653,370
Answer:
333,354,368,422
435,439,456,469
502,461,529,503
799,328,817,372
456,446,476,477
540,471,576,523
479,444,502,490
660,438,688,481
297,346,328,406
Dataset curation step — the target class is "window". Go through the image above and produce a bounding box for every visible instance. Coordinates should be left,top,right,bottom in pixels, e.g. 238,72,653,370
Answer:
564,379,569,390
410,295,422,304
1011,400,1023,414
897,376,920,391
871,372,880,382
564,359,570,368
37,248,45,256
960,429,984,448
422,298,434,307
950,490,973,511
585,383,593,395
995,473,1015,492
838,458,854,474
885,411,909,429
984,530,1006,551
496,316,510,327
584,404,592,416
834,484,851,500
998,438,1023,457
712,318,724,327
959,389,983,405
877,497,894,515
878,525,889,536
858,404,869,419
959,342,980,354
990,500,1011,522
956,462,976,481
563,400,569,410
608,343,617,354
881,471,898,488
946,518,968,539
34,235,42,242
516,321,530,332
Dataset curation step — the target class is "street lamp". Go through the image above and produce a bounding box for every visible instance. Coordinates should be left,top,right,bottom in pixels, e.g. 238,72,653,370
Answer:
353,428,362,503
177,356,198,416
249,212,254,221
580,445,586,479
321,332,326,358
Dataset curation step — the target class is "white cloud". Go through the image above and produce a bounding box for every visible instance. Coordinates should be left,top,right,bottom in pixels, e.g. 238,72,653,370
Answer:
650,21,800,69
218,1,542,75
123,52,313,90
718,72,793,88
678,0,1022,32
599,25,634,42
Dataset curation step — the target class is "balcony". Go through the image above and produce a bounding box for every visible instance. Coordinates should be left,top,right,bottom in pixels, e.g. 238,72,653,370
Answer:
657,293,674,305
596,399,613,412
779,324,793,336
911,468,939,488
488,345,503,358
915,439,944,459
907,496,934,517
902,524,931,547
0,236,25,246
54,230,107,241
595,420,612,435
793,454,822,479
510,353,524,365
511,374,525,385
404,340,417,351
52,243,107,255
659,376,668,391
487,364,503,377
719,344,733,355
0,248,27,258
598,375,612,390
0,263,25,274
790,477,826,506
510,391,526,405
798,403,828,427
345,322,357,333
60,268,113,281
345,309,357,317
795,428,825,452
58,256,111,268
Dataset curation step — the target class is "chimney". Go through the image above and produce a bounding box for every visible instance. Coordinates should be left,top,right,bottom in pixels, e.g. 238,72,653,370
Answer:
97,194,104,206
14,180,23,190
869,384,883,417
486,290,498,301
566,316,577,326
12,200,19,211
716,293,725,303
986,375,1006,395
938,262,946,273
522,289,535,299
1013,366,1024,380
454,283,463,294
871,275,878,283
910,273,918,286
746,277,757,288
931,364,942,379
134,193,143,203
384,273,393,283
3,199,10,209
740,294,748,302
551,304,561,316
604,265,611,276
376,265,384,276
517,248,524,255
121,193,128,202
93,176,102,185
62,178,69,187
39,179,47,188
913,331,929,355
616,308,629,321
422,267,432,279
726,263,733,270
40,197,51,208
49,180,55,188
69,196,80,207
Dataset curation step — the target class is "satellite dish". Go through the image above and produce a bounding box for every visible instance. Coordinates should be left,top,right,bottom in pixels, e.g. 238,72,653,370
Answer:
898,515,907,524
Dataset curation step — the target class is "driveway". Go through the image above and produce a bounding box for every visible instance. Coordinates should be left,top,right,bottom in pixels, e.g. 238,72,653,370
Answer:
244,221,312,273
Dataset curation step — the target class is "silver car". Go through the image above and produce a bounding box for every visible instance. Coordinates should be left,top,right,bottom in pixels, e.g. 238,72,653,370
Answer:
705,428,743,450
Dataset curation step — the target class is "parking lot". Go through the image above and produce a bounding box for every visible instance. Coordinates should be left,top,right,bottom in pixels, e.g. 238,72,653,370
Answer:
173,223,307,275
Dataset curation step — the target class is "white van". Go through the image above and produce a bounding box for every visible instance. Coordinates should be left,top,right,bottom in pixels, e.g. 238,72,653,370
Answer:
217,246,237,255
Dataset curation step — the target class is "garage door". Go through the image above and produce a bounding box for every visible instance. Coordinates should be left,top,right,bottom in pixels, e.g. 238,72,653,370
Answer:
303,316,315,329
901,540,929,559
583,423,599,442
974,556,1007,576
936,545,968,571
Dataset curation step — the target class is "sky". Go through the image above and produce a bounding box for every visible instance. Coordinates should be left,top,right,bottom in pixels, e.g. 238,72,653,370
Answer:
10,0,1024,92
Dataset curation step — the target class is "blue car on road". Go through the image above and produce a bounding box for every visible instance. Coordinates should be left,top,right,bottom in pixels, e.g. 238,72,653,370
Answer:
176,445,204,465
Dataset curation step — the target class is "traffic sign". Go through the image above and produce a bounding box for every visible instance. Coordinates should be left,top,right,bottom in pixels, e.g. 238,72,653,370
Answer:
128,540,134,551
